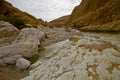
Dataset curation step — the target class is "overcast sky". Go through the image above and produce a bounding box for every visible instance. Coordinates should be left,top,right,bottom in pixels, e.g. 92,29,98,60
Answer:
6,0,81,21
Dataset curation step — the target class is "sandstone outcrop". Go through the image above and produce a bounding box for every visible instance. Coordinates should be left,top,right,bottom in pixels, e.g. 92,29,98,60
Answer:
66,0,120,31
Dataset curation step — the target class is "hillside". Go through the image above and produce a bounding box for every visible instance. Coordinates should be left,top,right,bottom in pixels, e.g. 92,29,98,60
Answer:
49,15,69,27
0,0,44,28
66,0,120,31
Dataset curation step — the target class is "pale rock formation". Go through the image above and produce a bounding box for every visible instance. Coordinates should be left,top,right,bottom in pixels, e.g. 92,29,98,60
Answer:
0,21,19,47
0,21,19,38
0,37,16,47
16,58,31,70
22,33,120,80
14,28,46,44
0,43,38,65
0,27,46,66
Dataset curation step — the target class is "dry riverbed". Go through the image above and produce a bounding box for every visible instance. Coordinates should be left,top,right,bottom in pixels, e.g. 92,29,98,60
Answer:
0,27,120,80
22,32,120,80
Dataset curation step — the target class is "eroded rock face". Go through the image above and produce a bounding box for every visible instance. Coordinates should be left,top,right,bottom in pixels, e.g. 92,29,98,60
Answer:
16,58,31,70
0,21,19,47
22,33,120,80
0,27,46,65
14,28,46,44
0,43,38,65
0,21,19,38
0,37,16,47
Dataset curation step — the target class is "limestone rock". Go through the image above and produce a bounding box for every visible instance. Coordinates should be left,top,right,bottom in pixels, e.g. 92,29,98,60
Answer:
0,37,16,47
14,28,46,44
16,58,30,69
0,43,38,65
0,21,19,38
0,21,19,47
22,33,120,80
0,27,47,65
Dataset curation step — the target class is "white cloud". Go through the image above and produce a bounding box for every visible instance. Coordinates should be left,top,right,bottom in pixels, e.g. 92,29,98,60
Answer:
6,0,81,21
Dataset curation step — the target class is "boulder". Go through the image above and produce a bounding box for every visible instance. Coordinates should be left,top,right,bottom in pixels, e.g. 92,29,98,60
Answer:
16,58,30,70
0,28,46,65
0,21,19,38
0,54,21,65
0,43,38,65
14,28,46,44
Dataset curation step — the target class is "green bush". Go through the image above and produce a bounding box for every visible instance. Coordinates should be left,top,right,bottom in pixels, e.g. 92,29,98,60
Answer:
27,54,39,64
0,16,27,29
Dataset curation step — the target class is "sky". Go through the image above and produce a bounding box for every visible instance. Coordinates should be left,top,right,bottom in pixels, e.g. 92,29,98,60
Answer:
6,0,81,21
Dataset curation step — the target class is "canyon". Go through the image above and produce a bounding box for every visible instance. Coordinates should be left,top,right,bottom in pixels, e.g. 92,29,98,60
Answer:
0,0,120,80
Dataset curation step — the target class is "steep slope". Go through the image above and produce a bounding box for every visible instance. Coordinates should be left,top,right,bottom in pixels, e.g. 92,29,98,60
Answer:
49,15,69,27
66,0,120,31
0,0,44,28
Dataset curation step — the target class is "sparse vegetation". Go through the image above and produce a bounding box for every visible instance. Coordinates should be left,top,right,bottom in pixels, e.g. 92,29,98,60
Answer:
38,45,45,52
0,0,45,28
66,0,120,31
27,45,45,64
27,54,39,64
69,37,79,42
0,16,29,29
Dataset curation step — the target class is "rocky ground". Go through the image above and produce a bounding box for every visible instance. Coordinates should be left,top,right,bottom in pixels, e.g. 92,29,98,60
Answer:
0,21,120,80
22,32,120,80
37,26,81,46
0,21,81,80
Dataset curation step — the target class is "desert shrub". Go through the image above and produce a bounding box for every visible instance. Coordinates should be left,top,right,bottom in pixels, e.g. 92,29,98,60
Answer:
0,16,27,29
27,54,39,64
38,45,45,52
